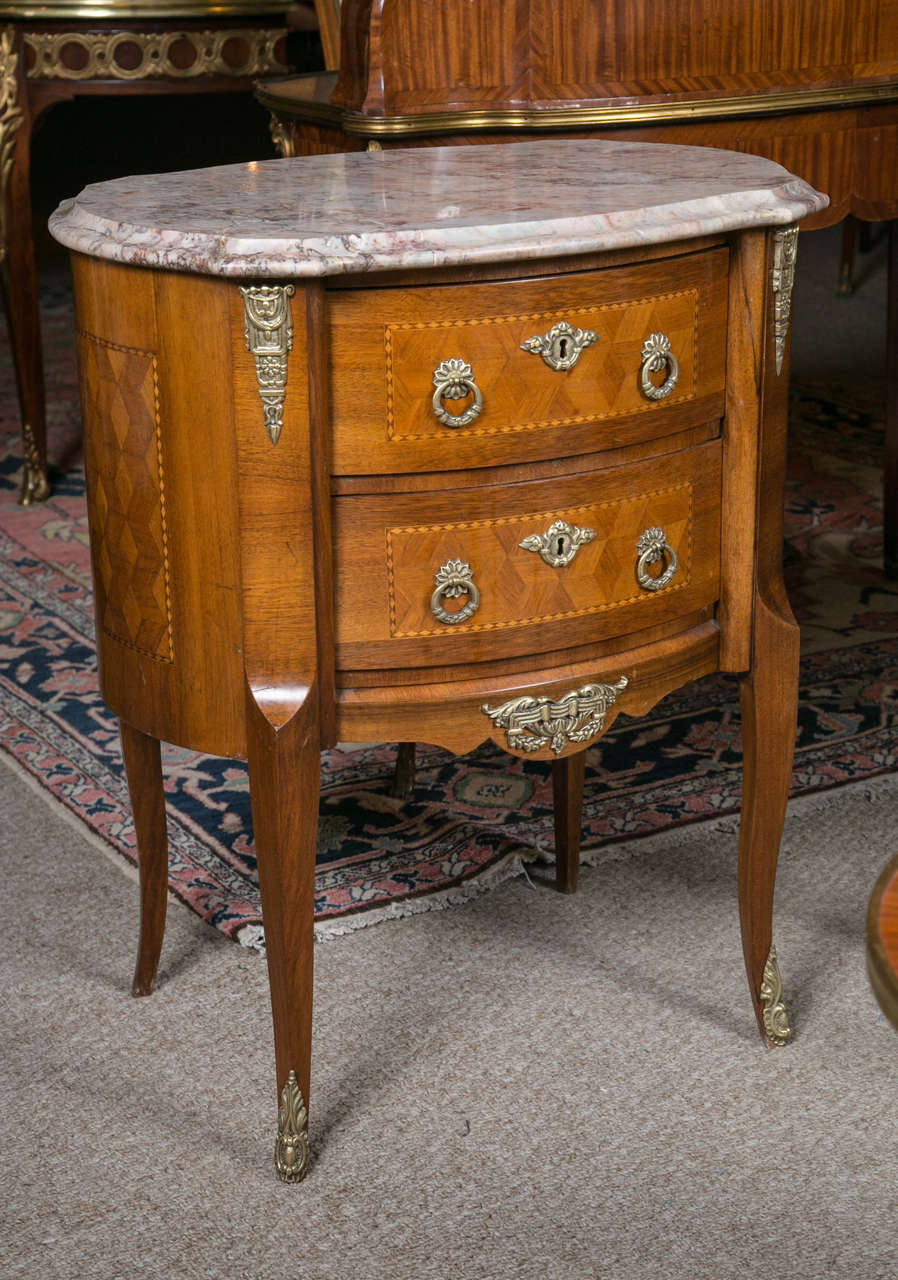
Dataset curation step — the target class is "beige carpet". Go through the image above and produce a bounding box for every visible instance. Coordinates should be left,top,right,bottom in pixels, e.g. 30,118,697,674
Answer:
3,750,898,1280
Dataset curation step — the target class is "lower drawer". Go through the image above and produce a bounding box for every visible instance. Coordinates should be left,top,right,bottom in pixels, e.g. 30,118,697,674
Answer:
334,441,722,670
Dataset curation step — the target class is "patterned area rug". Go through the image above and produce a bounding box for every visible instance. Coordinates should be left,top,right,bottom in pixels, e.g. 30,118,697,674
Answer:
2,282,898,942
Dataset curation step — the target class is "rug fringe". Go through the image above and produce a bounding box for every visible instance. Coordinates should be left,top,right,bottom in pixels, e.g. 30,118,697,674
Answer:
7,741,896,953
237,846,536,951
577,768,898,869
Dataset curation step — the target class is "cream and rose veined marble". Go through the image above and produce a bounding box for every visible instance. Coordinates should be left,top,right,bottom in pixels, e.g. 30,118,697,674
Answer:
49,139,828,277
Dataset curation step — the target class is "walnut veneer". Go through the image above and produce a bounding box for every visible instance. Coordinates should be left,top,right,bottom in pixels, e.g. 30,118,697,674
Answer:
56,141,820,1180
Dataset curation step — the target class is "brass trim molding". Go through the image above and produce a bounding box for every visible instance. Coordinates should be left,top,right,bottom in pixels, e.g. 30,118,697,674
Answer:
759,944,792,1047
258,79,898,137
239,284,294,445
0,24,23,265
1,2,293,17
25,26,288,81
482,677,628,755
274,1070,311,1183
772,227,799,376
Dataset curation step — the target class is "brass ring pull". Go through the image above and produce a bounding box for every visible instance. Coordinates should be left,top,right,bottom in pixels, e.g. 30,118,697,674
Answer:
432,358,483,429
636,527,678,592
640,333,679,401
431,558,480,625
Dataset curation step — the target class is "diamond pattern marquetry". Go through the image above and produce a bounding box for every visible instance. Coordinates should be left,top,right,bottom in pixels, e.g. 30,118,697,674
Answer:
79,334,173,663
385,290,698,443
387,484,693,637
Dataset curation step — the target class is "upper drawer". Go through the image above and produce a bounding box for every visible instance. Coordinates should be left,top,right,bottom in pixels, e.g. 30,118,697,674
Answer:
327,248,728,475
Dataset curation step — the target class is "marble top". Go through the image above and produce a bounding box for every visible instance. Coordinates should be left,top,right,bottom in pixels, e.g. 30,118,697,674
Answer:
49,139,828,279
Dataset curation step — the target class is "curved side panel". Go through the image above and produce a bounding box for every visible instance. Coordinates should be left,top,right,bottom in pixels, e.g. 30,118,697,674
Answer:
72,253,247,757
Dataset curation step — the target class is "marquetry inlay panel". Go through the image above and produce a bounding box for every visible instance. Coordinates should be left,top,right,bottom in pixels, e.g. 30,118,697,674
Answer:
79,334,173,663
384,482,694,638
384,290,700,444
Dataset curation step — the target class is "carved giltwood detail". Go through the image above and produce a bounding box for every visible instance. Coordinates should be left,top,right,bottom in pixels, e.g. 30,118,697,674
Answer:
24,29,288,81
274,1070,311,1183
0,25,24,266
760,944,792,1047
772,227,799,376
239,285,295,445
482,677,628,755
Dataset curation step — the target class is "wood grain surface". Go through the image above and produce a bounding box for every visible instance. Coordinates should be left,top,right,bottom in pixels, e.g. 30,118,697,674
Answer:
330,0,898,117
333,441,721,669
69,212,802,1152
328,251,727,474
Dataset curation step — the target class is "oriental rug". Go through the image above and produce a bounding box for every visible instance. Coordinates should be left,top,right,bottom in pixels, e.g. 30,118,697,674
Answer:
2,283,897,941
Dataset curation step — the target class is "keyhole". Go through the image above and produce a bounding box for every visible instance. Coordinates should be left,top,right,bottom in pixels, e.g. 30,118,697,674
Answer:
556,534,570,558
559,337,569,359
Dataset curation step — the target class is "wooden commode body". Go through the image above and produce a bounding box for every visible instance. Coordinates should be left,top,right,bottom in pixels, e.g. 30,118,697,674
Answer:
50,139,827,1180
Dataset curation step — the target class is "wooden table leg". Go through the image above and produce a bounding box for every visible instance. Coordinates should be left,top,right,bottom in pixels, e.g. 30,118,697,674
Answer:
119,720,168,998
552,750,586,894
838,215,857,295
246,684,319,1184
0,29,50,505
885,222,898,578
737,594,798,1048
389,741,416,800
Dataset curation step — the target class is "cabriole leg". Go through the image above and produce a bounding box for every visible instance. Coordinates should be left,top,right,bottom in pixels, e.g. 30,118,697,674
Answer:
737,597,798,1047
246,687,319,1183
119,720,168,997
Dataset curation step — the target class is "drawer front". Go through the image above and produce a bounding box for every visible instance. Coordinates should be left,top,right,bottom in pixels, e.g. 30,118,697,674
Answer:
328,249,728,475
334,441,721,670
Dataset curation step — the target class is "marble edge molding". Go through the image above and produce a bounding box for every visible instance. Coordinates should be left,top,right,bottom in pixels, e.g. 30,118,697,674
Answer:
49,178,828,279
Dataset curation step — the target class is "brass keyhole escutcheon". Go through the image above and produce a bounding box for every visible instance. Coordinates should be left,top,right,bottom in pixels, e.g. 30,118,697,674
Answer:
521,320,599,372
520,519,596,568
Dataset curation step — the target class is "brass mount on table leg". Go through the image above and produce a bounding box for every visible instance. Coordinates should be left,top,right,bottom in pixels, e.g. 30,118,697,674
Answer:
274,1069,311,1182
760,943,792,1047
19,421,50,505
